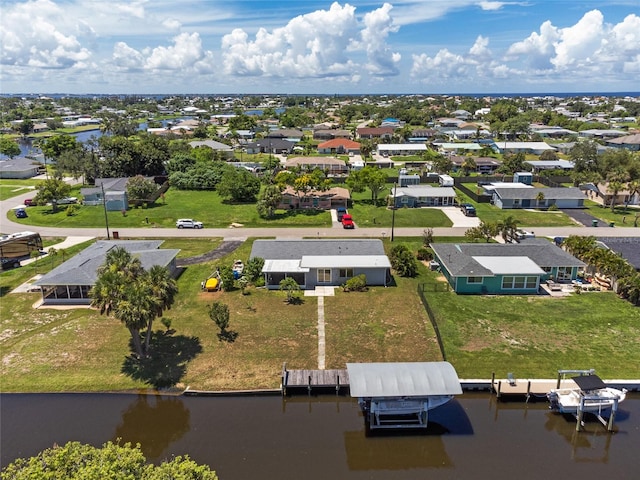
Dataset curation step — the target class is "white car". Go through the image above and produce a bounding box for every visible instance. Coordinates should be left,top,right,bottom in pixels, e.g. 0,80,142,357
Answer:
176,218,203,229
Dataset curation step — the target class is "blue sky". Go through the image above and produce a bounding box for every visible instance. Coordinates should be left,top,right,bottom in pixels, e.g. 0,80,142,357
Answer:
1,0,638,94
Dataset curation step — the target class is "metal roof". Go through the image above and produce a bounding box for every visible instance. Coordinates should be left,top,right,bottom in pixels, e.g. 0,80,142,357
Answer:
473,256,546,275
262,259,309,273
347,362,462,398
301,255,391,269
250,239,385,260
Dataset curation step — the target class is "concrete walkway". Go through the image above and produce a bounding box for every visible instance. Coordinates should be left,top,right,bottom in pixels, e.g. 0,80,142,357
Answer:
304,286,336,370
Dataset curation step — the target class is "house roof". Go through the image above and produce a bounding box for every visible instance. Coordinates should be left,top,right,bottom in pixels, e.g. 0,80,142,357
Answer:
347,362,462,398
430,240,585,277
474,256,546,275
391,185,457,198
301,255,391,269
34,240,179,287
285,156,346,167
492,187,586,200
357,127,394,136
265,129,304,138
250,239,385,261
606,133,640,145
281,186,350,199
317,138,361,149
189,140,234,151
0,157,42,174
597,237,640,270
377,144,427,151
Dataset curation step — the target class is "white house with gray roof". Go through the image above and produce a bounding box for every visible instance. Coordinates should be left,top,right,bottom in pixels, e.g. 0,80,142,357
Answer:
34,240,180,305
431,239,585,294
250,239,391,290
492,187,586,209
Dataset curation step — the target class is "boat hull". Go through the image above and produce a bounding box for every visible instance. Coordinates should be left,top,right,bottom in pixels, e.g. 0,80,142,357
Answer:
547,387,626,414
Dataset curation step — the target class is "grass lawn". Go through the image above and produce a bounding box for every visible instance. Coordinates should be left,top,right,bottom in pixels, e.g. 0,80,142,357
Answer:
2,237,639,393
456,188,577,227
424,269,640,379
583,200,640,227
0,179,41,201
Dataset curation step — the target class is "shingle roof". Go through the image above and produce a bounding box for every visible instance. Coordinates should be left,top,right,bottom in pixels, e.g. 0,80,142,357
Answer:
493,187,586,200
597,237,640,270
430,239,585,277
250,239,385,260
35,240,179,286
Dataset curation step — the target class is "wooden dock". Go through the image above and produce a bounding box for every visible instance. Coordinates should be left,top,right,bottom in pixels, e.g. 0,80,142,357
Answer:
492,374,579,400
281,364,349,395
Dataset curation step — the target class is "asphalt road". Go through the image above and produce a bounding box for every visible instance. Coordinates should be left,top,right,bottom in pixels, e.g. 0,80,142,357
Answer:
3,190,640,241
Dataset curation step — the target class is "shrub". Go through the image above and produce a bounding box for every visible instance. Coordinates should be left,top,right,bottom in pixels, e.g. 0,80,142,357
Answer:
548,204,559,211
65,204,79,216
417,247,433,261
342,274,367,292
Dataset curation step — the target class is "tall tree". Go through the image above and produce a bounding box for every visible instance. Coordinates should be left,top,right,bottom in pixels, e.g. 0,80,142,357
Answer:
256,183,283,218
498,215,520,243
34,178,71,212
0,136,21,158
90,247,176,358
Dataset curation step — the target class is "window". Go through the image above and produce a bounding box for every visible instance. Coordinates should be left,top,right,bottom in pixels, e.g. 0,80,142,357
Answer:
541,266,552,273
317,269,331,283
502,276,539,289
467,276,483,284
339,268,354,278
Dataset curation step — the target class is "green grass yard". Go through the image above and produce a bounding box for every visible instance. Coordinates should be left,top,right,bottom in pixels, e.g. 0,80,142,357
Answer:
1,236,639,393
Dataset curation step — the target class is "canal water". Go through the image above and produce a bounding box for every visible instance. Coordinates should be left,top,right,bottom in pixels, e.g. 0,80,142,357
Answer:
1,392,638,478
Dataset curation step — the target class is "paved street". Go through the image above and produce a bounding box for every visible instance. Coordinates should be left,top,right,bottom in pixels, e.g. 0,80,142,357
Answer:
3,190,640,241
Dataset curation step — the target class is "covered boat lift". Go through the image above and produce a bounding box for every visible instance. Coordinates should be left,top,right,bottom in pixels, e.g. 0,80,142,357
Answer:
347,362,462,430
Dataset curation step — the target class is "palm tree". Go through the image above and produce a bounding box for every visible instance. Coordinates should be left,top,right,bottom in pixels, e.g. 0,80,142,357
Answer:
143,265,178,352
90,247,149,358
607,180,625,212
498,215,519,243
625,179,640,212
535,191,545,209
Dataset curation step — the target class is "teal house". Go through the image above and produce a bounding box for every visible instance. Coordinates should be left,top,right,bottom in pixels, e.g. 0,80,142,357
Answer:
430,240,585,294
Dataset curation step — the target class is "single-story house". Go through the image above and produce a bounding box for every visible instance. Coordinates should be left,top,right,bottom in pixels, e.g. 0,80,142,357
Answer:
596,237,640,271
356,127,394,140
606,133,640,151
265,129,304,142
189,140,235,159
430,240,585,294
450,156,501,174
581,182,639,207
278,186,350,210
317,138,361,155
244,139,295,155
81,177,162,211
0,157,43,179
389,185,457,208
525,160,575,173
491,142,556,155
313,128,352,141
33,240,180,305
377,144,427,156
285,156,348,174
435,143,483,154
250,239,391,290
492,187,586,209
407,129,437,142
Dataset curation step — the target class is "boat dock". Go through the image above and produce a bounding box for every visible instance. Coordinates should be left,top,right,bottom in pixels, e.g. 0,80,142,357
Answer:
491,373,579,401
281,363,348,395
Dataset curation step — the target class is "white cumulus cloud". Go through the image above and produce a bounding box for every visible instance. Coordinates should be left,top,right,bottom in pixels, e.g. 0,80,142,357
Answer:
221,2,400,80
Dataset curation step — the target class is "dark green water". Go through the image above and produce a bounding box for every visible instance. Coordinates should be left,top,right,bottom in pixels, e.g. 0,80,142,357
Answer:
2,392,638,479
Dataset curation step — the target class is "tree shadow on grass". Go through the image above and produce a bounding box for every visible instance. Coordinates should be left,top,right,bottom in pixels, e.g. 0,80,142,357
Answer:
217,330,239,342
121,330,202,389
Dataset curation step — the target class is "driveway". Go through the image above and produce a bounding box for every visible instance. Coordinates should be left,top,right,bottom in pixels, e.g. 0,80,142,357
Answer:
561,208,613,228
437,206,481,228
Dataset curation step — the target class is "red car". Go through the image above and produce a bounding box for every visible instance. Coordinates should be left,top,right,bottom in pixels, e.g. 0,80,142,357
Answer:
341,214,354,229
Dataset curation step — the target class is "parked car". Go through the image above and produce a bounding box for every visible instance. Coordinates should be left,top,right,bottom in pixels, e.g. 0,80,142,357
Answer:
1,258,22,270
14,208,28,218
341,214,354,229
460,203,476,216
24,198,34,206
176,218,203,229
336,206,347,222
56,197,78,205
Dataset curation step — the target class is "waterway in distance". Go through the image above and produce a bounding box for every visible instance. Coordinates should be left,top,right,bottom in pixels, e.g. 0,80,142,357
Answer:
1,392,639,479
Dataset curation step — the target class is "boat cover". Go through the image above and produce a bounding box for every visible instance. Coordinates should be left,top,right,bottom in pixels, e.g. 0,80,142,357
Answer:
572,374,608,391
347,362,462,398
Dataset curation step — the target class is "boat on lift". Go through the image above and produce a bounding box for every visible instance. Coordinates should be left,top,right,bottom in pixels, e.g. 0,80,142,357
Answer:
547,373,627,414
232,259,244,279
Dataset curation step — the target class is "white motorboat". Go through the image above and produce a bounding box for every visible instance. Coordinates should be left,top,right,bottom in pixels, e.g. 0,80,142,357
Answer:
547,374,627,414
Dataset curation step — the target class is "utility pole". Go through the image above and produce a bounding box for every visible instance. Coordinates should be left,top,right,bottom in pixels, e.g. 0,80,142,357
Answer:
391,182,397,242
101,182,110,240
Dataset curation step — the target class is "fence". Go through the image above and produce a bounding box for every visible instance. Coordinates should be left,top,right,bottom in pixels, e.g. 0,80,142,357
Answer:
416,283,449,360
